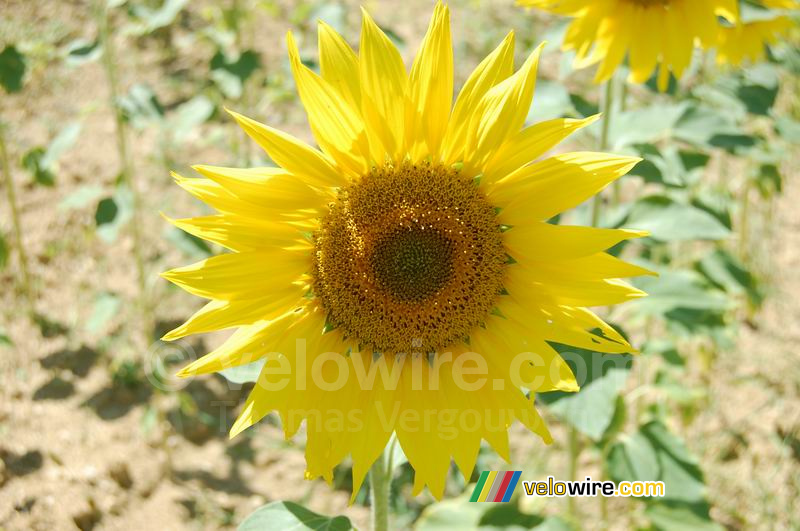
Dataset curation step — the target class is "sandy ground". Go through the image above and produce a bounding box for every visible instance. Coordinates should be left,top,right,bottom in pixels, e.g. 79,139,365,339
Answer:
1,0,799,530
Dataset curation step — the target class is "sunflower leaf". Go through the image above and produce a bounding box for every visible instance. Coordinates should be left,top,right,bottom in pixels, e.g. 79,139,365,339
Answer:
0,45,26,93
624,195,730,242
607,421,710,505
238,501,352,531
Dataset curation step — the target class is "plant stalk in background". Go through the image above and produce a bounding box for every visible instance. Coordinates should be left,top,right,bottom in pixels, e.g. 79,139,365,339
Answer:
0,122,34,315
95,0,151,342
591,79,616,226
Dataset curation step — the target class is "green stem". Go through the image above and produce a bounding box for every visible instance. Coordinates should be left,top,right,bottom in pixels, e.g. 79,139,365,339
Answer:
739,180,751,264
0,122,34,315
96,1,151,341
591,79,616,227
566,426,580,518
612,78,628,205
369,449,391,531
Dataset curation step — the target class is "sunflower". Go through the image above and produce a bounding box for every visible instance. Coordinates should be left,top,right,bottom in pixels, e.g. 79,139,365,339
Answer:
519,0,738,90
716,0,797,65
164,2,650,499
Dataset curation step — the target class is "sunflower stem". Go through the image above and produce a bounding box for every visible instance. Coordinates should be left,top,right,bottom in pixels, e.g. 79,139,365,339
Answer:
95,0,151,344
566,426,580,518
739,179,751,264
0,121,34,316
611,76,627,205
369,447,391,531
591,79,615,226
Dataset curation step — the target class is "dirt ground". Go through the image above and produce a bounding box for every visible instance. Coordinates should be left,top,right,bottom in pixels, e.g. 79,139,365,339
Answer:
1,0,799,530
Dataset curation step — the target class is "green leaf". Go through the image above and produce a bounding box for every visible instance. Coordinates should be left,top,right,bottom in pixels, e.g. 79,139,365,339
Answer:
633,269,730,315
94,186,133,243
0,329,11,347
527,80,573,122
776,116,800,143
163,226,212,258
609,103,688,149
697,249,763,307
59,185,105,210
170,95,215,143
65,39,102,66
624,195,730,242
86,292,121,333
643,339,685,367
645,502,723,531
629,145,709,188
238,501,352,531
211,49,261,99
119,83,164,128
128,0,188,35
673,104,754,151
607,421,708,504
0,231,8,270
20,123,81,187
538,347,633,441
752,163,782,198
0,45,26,93
415,497,486,530
477,503,545,528
22,148,55,186
219,359,264,385
42,122,82,169
533,516,577,531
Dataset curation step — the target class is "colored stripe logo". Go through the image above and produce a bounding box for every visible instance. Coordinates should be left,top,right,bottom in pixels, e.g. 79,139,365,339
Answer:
469,471,522,502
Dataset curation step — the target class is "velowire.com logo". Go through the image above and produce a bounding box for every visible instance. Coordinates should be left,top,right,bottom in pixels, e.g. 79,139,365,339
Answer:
469,471,522,502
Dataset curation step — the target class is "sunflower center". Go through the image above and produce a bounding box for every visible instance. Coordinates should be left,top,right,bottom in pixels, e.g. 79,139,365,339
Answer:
312,162,506,354
372,227,455,302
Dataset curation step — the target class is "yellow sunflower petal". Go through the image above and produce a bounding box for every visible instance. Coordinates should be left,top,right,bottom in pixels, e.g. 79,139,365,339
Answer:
359,8,409,161
505,222,648,262
464,43,545,171
172,173,274,219
191,164,331,212
227,109,345,188
406,1,453,160
492,152,641,224
287,32,371,175
161,251,308,300
162,285,306,340
515,252,657,282
163,213,310,253
176,308,313,377
441,31,516,164
318,21,361,109
483,115,600,183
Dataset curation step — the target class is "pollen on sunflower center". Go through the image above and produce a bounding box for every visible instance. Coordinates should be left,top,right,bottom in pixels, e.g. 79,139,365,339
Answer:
372,227,454,302
312,162,506,354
